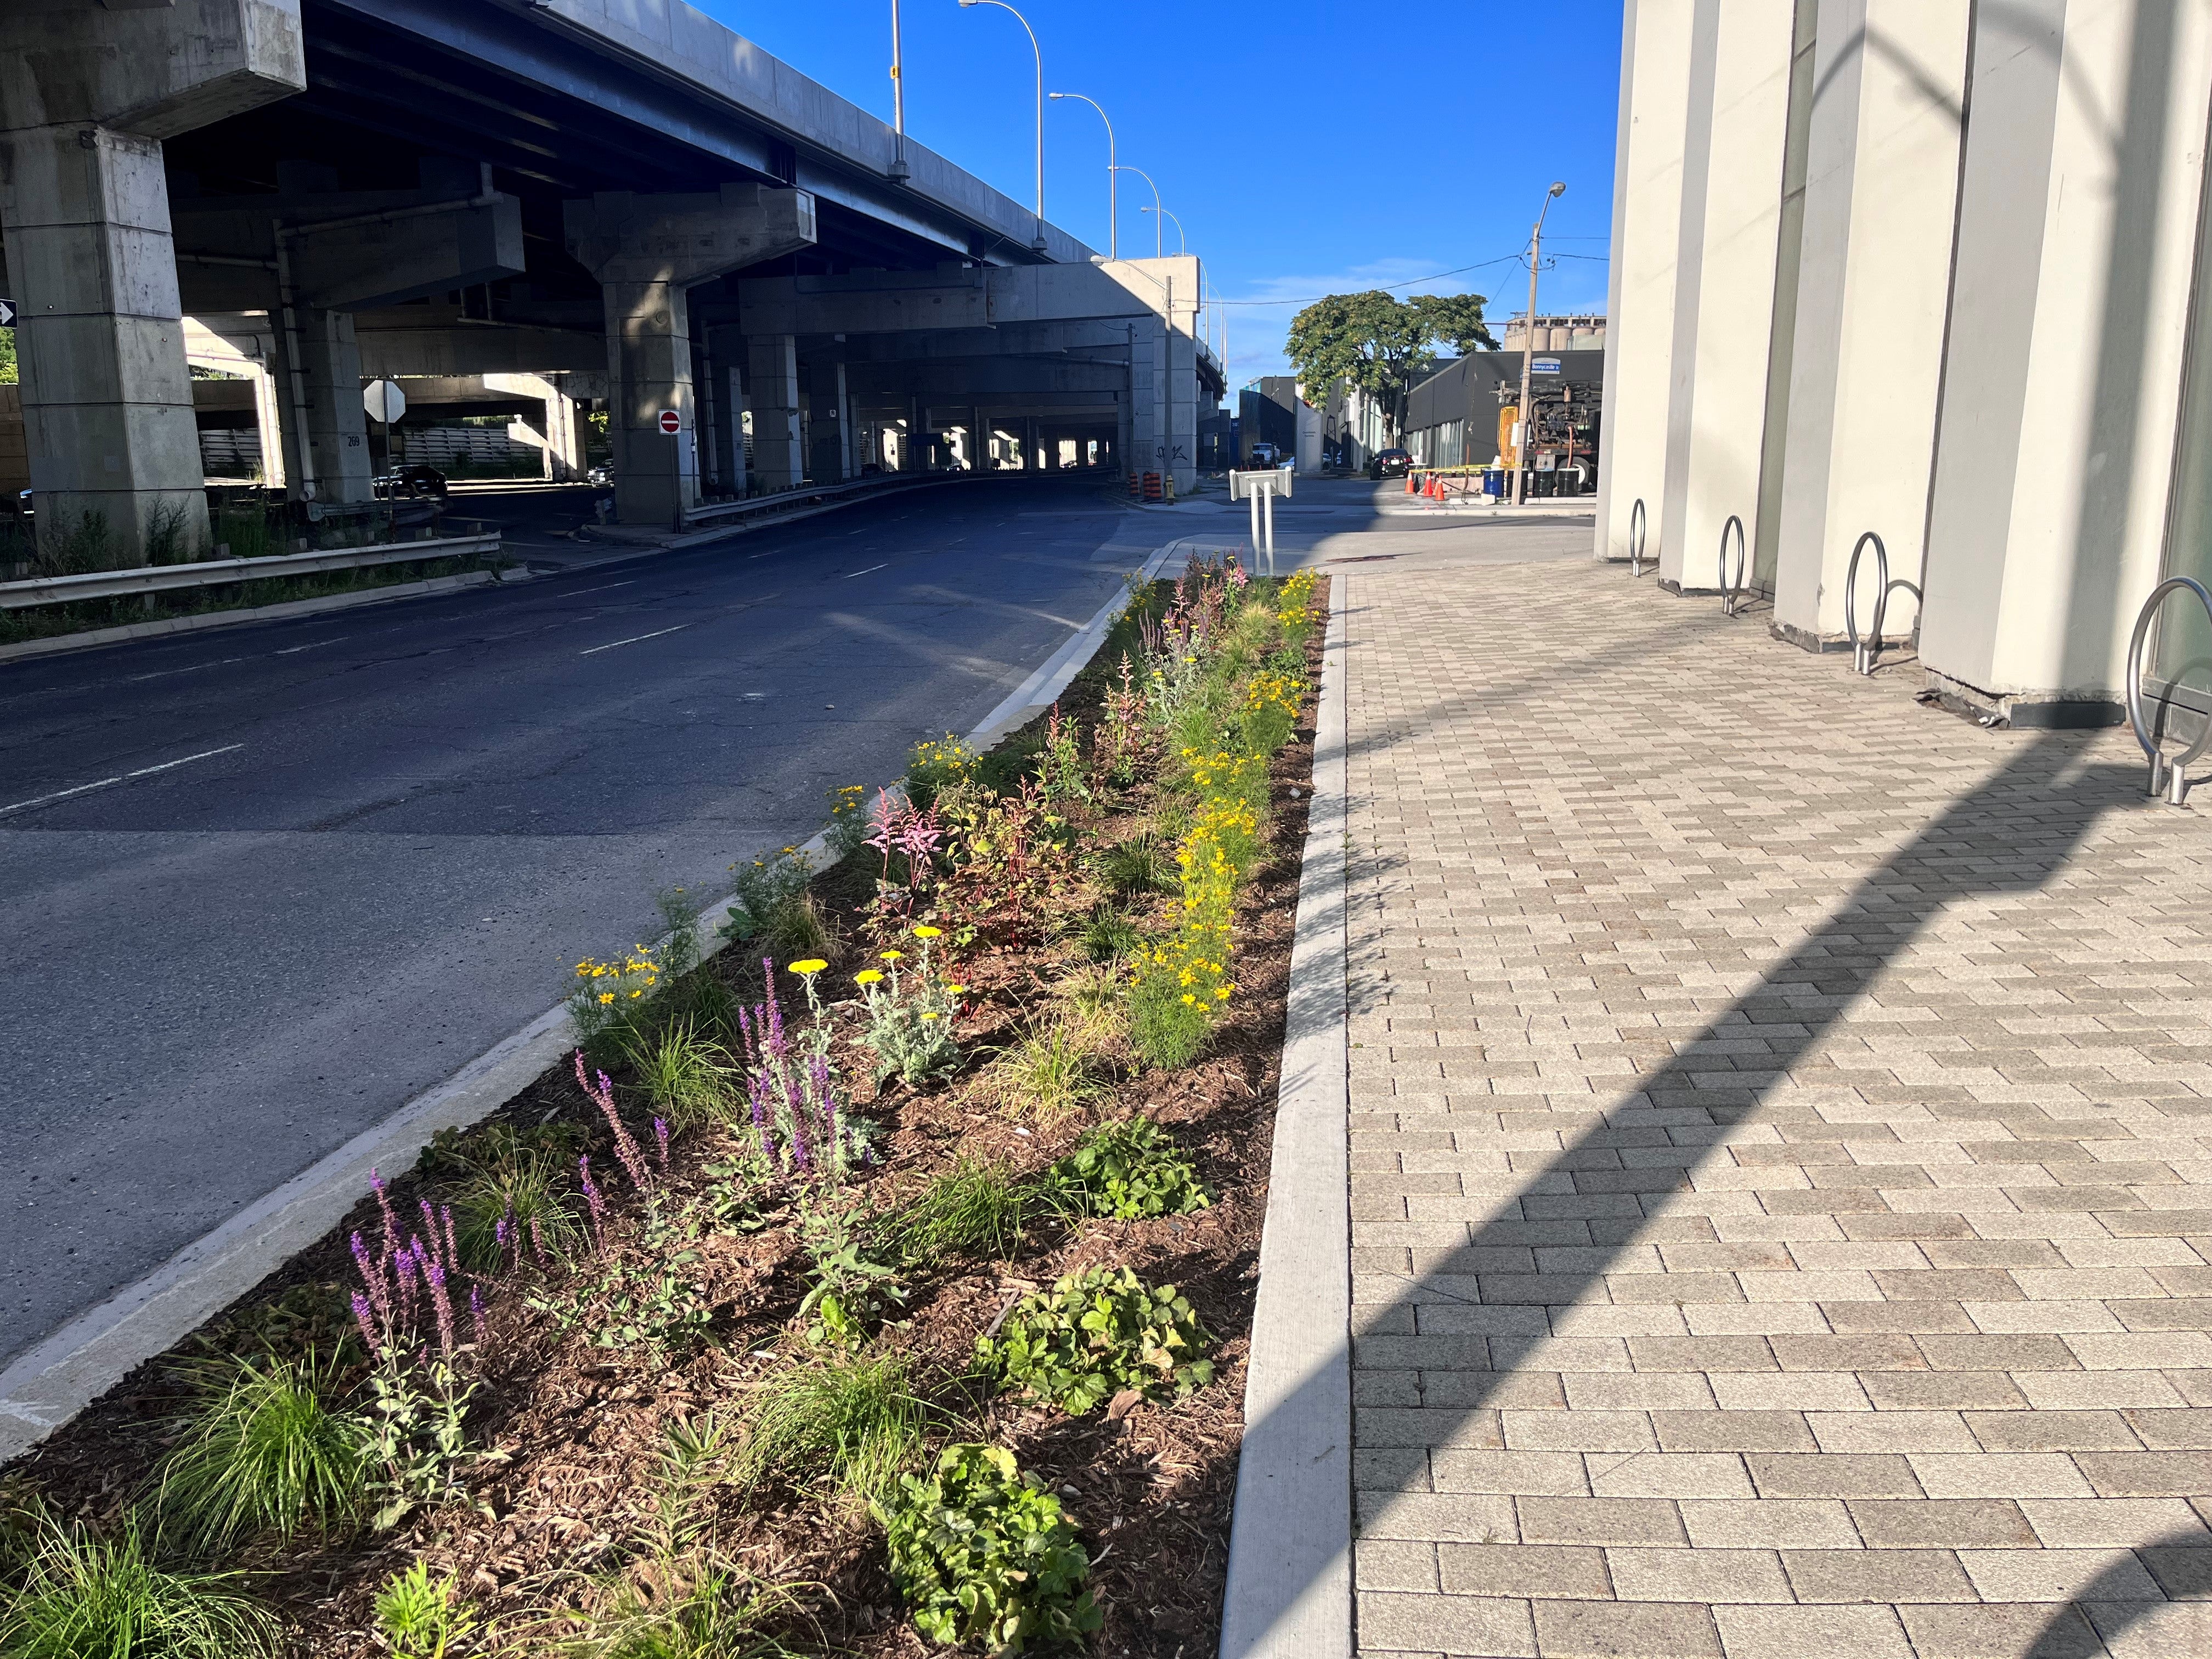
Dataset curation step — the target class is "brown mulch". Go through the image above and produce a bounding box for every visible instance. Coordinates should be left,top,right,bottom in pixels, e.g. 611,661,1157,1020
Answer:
5,578,1330,1657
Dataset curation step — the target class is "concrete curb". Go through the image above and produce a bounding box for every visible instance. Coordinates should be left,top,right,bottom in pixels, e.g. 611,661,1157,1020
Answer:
0,532,1205,1465
0,568,517,666
1218,584,1353,1659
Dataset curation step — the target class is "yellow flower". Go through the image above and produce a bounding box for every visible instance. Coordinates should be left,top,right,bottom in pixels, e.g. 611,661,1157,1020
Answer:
855,969,884,985
947,984,966,995
597,991,615,1006
919,1012,939,1022
912,924,942,939
788,958,828,977
880,950,903,962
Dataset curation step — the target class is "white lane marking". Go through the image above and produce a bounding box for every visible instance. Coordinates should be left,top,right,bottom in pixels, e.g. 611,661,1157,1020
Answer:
845,528,867,535
275,637,348,656
580,624,687,656
123,656,245,685
560,580,636,597
844,563,888,579
1,743,243,820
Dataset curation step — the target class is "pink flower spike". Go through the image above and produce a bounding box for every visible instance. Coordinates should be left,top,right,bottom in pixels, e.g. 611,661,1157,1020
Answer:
654,1116,670,1170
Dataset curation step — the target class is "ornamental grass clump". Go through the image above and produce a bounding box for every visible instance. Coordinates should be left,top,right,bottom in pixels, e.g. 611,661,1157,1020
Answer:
885,1158,1034,1268
736,1350,928,1502
150,1351,368,1556
855,928,962,1087
993,1017,1108,1121
975,1266,1214,1415
619,1017,737,1132
0,1505,284,1659
876,1444,1100,1656
1047,1117,1211,1221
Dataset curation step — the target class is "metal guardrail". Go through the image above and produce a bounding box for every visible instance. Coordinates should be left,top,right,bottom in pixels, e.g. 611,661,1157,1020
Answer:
0,533,501,611
2125,574,2212,806
1629,498,1647,578
1843,530,1923,676
676,468,964,529
1718,514,1748,616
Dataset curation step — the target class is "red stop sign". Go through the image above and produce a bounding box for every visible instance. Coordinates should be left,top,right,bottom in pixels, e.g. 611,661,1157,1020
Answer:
658,410,681,434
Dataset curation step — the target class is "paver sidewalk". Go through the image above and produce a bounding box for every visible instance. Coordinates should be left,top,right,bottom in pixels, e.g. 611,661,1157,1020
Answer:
1340,554,2212,1659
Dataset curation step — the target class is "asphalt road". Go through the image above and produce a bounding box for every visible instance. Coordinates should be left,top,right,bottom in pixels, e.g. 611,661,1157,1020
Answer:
0,473,1178,1367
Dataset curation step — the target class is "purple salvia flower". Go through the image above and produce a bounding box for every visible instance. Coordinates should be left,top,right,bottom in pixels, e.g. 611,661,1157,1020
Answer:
748,1068,776,1167
349,1231,388,1322
394,1240,418,1327
579,1155,606,1251
469,1284,488,1351
349,1291,379,1355
529,1215,548,1267
574,1049,652,1193
654,1116,669,1171
442,1204,460,1272
736,1002,758,1069
425,1259,456,1360
370,1168,399,1259
419,1199,441,1267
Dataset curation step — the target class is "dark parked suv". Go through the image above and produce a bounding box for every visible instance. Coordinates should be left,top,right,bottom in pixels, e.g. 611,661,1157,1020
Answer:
1368,448,1412,479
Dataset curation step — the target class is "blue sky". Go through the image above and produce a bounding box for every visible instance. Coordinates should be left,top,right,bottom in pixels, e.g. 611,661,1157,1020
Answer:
693,1,1623,385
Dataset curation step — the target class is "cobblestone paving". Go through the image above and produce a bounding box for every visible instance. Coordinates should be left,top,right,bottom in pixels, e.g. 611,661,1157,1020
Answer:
1342,556,2212,1659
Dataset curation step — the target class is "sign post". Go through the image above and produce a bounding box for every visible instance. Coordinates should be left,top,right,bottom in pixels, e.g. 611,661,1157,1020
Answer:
1229,465,1293,575
0,298,16,328
362,380,406,483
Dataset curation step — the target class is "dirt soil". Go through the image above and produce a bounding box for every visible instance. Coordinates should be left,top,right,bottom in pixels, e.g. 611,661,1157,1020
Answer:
6,579,1331,1657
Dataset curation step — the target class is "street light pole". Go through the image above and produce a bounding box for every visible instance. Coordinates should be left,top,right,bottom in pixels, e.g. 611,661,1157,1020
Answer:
1141,204,1185,254
888,0,910,180
957,0,1047,252
1047,92,1113,259
1113,165,1162,256
1512,181,1566,509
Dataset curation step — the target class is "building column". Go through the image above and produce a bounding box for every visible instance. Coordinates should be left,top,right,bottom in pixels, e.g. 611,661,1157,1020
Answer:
969,406,985,470
901,397,923,472
1654,0,1799,595
1765,0,1971,643
805,358,848,483
1916,0,2212,721
747,335,802,491
1593,0,1697,565
565,184,816,526
267,301,375,505
1,125,211,563
702,325,746,496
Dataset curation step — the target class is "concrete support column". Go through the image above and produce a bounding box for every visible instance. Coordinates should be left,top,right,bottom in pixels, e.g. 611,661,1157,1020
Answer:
1,124,211,562
1763,0,1970,644
249,359,286,489
747,335,802,492
543,376,583,482
1917,0,2212,721
1655,1,1798,595
564,184,815,525
969,406,985,470
902,397,924,472
1594,0,1696,565
805,359,849,483
703,325,746,496
270,302,373,504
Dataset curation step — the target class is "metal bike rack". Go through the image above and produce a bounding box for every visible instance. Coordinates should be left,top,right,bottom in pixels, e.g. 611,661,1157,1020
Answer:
1718,514,1748,616
2124,574,2212,806
1629,497,1648,579
1842,530,1922,676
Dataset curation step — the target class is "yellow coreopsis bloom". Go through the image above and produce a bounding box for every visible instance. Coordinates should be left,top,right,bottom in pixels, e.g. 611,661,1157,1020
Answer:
788,958,828,977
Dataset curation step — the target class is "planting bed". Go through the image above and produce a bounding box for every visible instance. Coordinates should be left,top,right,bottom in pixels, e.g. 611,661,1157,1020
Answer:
1,568,1329,1658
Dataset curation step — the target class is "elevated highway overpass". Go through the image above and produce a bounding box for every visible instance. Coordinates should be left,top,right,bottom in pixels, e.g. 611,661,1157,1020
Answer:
1,0,1221,557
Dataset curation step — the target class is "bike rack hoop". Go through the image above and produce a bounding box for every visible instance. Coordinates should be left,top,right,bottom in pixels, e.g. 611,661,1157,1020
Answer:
2125,574,2212,805
1629,496,1647,578
1718,514,1747,616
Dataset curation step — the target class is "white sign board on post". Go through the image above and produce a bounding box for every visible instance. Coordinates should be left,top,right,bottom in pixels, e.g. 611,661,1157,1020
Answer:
363,380,406,424
1229,467,1293,575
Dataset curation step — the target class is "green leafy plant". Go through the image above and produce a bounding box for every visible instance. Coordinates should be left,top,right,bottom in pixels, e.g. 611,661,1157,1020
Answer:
736,1351,927,1502
886,1160,1034,1268
854,930,962,1087
876,1444,1100,1655
150,1351,368,1555
374,1560,481,1658
537,1237,718,1356
1048,1118,1211,1221
0,1505,283,1658
1032,704,1090,803
1078,904,1143,964
976,1266,1214,1416
721,848,815,945
793,1203,905,1348
363,1356,477,1530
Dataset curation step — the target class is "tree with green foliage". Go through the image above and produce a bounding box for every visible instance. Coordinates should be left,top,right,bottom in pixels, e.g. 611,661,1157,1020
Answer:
0,328,16,387
1283,287,1494,443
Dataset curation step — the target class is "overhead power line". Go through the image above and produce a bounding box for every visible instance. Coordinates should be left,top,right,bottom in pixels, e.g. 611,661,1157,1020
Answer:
1214,250,1608,308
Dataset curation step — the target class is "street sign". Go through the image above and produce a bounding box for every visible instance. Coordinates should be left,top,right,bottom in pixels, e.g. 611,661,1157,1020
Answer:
1229,467,1293,575
0,298,15,328
658,409,681,434
363,380,406,423
1532,358,1561,375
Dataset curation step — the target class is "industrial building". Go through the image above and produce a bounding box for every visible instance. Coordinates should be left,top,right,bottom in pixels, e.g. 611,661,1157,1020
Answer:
1601,0,2212,727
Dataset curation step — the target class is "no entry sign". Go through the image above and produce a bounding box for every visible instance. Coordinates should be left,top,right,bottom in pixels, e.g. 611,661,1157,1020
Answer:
658,410,681,434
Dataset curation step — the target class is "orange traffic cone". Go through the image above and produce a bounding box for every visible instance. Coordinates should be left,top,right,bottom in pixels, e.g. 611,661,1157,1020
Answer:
1404,471,1418,495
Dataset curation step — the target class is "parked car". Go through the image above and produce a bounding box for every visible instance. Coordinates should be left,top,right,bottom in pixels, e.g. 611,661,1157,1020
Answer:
1368,448,1412,479
585,462,613,487
375,464,448,499
1246,442,1283,468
